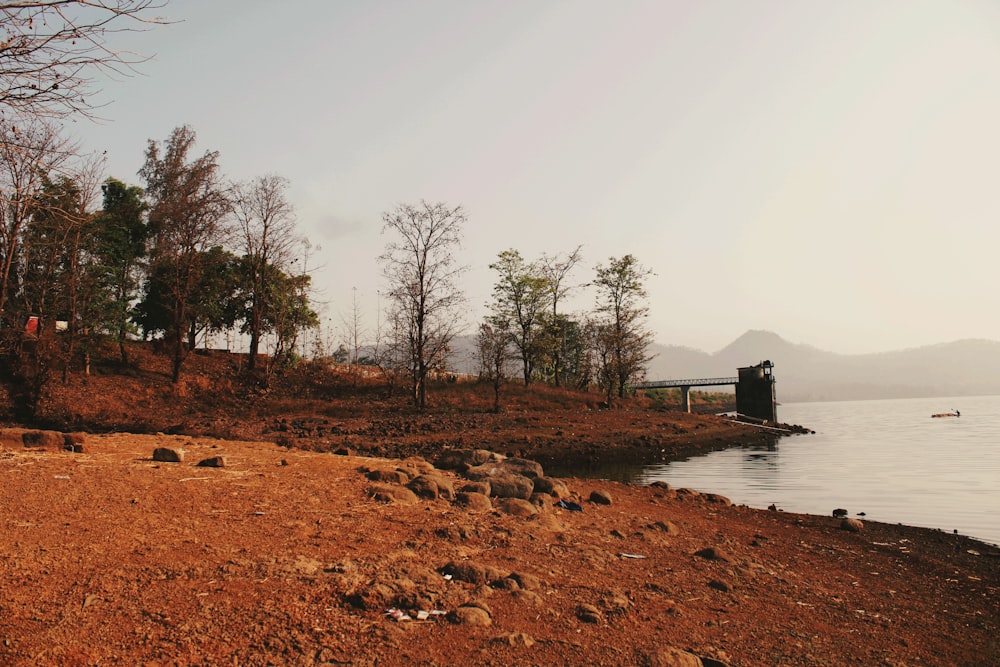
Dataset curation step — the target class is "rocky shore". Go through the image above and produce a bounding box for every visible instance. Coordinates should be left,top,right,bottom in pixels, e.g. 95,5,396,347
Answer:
1,428,997,666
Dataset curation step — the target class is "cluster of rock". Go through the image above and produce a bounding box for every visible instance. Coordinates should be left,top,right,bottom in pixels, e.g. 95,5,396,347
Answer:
360,448,584,518
152,447,226,468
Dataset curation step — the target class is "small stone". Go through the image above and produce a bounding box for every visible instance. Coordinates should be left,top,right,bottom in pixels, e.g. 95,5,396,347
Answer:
840,518,864,532
589,490,613,505
576,603,602,624
196,456,225,468
491,632,535,648
708,579,732,592
447,605,491,626
694,547,731,562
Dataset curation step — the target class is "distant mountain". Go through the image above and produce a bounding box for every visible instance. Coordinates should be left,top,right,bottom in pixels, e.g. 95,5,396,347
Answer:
646,330,1000,402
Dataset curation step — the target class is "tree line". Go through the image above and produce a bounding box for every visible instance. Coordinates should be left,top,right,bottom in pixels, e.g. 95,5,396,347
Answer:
0,1,656,416
376,202,655,411
0,121,317,415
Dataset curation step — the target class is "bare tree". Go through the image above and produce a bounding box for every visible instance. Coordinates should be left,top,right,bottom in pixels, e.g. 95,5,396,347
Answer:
0,1,168,121
0,118,74,326
592,254,655,399
230,174,299,370
476,317,512,413
338,286,365,385
539,245,582,386
138,124,230,383
379,200,466,410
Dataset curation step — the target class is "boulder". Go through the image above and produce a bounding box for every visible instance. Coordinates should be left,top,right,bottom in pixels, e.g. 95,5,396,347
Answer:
454,492,493,512
483,473,533,499
152,447,185,463
366,469,410,485
497,498,538,518
22,430,64,450
369,485,419,505
407,473,455,501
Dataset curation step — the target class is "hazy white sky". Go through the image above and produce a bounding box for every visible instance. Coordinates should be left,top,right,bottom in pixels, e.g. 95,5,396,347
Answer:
75,0,1000,355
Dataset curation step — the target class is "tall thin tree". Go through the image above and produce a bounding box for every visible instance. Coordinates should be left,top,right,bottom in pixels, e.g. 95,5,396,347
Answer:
379,200,466,410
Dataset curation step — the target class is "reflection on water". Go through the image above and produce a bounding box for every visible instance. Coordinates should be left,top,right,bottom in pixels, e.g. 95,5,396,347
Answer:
553,395,1000,547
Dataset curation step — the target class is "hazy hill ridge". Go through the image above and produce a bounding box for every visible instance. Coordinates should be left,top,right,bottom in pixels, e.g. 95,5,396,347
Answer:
645,330,1000,402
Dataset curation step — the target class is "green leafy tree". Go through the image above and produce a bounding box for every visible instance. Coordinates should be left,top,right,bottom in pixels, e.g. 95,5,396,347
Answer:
592,254,654,399
93,178,147,363
488,249,550,386
138,125,230,382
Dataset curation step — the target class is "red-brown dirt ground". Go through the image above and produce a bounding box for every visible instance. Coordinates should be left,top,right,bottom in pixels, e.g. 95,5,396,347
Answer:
0,344,996,665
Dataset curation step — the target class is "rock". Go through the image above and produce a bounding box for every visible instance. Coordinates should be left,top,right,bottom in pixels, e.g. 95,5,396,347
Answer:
22,430,64,450
152,447,185,463
509,571,541,590
435,449,500,471
459,481,491,496
497,498,538,518
589,490,613,505
649,520,680,536
196,456,225,468
454,491,492,512
369,485,419,505
491,632,535,648
840,518,864,532
533,476,569,498
332,447,354,456
694,547,731,562
708,579,732,592
366,469,410,484
528,492,551,507
483,473,533,500
576,603,602,624
644,646,704,666
63,432,86,453
492,577,519,591
440,561,502,586
510,589,542,606
407,474,454,501
447,605,491,626
649,480,670,490
704,493,732,506
500,457,544,479
832,508,849,518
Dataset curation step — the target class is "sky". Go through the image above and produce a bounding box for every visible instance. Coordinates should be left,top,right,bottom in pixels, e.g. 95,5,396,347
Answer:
68,0,1000,355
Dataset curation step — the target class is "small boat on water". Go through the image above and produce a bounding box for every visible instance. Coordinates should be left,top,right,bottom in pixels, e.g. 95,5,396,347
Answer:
931,410,960,418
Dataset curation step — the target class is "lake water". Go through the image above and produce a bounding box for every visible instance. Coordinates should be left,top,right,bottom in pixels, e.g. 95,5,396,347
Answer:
570,395,1000,547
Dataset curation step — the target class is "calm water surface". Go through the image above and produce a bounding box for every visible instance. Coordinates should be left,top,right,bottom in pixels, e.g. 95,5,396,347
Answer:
573,395,1000,546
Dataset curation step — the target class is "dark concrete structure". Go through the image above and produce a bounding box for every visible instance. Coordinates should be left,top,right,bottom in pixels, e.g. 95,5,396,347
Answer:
637,360,778,422
735,360,777,423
